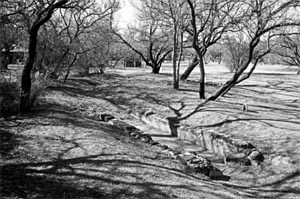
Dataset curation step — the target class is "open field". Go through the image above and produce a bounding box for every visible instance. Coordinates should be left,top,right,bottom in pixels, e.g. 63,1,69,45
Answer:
1,63,300,198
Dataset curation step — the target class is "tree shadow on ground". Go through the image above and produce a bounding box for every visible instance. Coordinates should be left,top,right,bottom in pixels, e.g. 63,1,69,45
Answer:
0,129,21,158
1,164,107,198
0,154,204,199
2,73,299,198
221,170,300,198
1,100,222,198
47,79,170,114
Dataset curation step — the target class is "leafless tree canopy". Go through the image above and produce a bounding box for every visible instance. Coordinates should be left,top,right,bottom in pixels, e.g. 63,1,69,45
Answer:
1,0,300,113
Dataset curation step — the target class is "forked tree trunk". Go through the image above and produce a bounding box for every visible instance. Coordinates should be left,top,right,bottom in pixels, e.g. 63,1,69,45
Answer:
180,55,199,80
151,64,161,74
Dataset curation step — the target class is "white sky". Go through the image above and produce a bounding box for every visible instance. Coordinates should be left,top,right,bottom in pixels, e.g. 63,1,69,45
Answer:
115,0,137,29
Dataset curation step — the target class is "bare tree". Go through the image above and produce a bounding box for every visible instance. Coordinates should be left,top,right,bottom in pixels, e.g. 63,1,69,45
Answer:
185,0,240,99
112,1,172,74
58,0,119,82
108,42,135,68
208,0,300,100
18,0,71,112
0,1,27,70
1,0,119,112
222,34,249,72
205,44,223,64
150,0,189,89
180,54,199,80
274,32,300,75
180,0,300,119
0,20,23,70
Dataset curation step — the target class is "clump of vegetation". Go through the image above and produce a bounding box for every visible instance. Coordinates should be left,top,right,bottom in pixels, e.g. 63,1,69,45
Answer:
222,35,248,73
0,77,47,117
0,79,20,117
30,78,48,107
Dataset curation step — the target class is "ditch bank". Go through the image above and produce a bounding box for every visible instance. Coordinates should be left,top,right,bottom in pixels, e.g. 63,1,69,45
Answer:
98,113,226,179
131,110,265,167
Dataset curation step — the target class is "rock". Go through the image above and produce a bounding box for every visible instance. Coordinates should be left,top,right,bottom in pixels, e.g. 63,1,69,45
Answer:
158,144,169,150
115,121,126,128
129,131,141,138
187,155,213,176
124,126,138,135
163,148,181,158
107,119,118,125
151,141,160,146
231,139,250,149
239,158,252,166
209,167,223,178
144,110,154,116
247,150,264,165
104,115,115,122
140,134,153,143
98,114,114,122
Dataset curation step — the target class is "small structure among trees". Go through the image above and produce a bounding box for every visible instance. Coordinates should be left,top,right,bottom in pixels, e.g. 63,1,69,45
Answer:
123,59,142,68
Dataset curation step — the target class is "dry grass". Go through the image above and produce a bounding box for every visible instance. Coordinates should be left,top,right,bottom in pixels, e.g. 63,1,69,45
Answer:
1,64,300,198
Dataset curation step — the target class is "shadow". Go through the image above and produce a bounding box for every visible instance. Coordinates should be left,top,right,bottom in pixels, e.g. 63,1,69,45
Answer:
221,170,300,198
211,175,231,181
149,134,174,138
165,117,180,137
47,77,170,114
1,165,106,198
260,170,300,188
198,117,300,128
179,88,199,93
0,129,22,158
0,154,207,199
3,99,237,198
2,71,299,198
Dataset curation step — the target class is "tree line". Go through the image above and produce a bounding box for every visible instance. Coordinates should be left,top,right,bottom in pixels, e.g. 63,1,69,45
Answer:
0,0,300,114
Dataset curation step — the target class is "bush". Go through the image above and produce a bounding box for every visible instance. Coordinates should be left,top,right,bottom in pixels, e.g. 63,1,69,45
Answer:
0,80,20,117
223,52,242,72
30,78,47,107
0,77,47,117
222,35,248,72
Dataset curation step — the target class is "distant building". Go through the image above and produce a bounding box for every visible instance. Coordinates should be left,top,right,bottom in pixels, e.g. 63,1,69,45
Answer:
123,59,143,68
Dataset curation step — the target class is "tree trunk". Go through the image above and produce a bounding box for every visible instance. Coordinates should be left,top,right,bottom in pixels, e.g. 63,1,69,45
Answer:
180,55,199,80
20,30,38,113
172,25,179,90
151,64,161,74
175,31,184,90
0,56,7,70
176,39,183,89
19,0,69,113
198,55,205,99
0,44,11,70
1,47,10,70
64,54,78,83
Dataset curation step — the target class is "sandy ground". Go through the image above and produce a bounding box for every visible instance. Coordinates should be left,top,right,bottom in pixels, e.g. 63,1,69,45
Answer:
1,62,299,198
106,64,300,166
